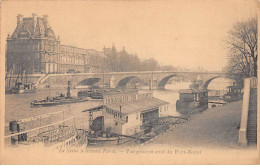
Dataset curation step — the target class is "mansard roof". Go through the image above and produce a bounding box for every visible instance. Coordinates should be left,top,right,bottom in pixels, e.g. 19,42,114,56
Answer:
10,14,57,40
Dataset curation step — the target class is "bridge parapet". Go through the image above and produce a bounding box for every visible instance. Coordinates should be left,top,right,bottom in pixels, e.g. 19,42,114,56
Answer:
33,71,238,90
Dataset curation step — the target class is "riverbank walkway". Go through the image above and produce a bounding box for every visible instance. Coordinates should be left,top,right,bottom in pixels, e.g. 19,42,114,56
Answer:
145,101,244,149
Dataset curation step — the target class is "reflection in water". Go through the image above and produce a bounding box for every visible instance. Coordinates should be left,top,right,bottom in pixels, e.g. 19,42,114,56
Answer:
153,82,191,116
207,78,234,91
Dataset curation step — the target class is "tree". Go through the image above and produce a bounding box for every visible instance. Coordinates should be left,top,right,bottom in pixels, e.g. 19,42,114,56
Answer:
105,44,119,72
140,58,159,71
225,16,257,78
103,44,177,72
160,65,177,71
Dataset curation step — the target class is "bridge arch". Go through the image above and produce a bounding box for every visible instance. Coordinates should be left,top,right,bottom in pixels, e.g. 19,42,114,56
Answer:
157,74,191,90
157,75,177,89
117,76,142,88
203,76,235,90
76,78,101,87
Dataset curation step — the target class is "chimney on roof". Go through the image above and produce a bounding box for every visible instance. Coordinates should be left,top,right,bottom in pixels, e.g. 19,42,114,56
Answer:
32,13,37,18
32,13,37,34
43,15,48,24
17,14,23,26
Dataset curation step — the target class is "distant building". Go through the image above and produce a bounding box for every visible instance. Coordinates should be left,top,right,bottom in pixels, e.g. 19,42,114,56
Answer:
6,14,105,74
103,91,169,136
103,45,127,58
103,47,113,57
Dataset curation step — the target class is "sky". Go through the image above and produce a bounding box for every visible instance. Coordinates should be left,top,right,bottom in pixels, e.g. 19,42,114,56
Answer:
1,0,258,71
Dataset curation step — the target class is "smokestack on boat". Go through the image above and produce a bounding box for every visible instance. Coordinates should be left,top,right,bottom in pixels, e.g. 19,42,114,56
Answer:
67,81,71,98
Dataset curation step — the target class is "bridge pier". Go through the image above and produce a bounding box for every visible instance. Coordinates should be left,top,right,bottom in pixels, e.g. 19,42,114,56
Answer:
110,75,116,88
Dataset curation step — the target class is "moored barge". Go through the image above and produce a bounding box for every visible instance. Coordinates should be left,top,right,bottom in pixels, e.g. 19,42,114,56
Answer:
31,81,88,106
176,88,208,115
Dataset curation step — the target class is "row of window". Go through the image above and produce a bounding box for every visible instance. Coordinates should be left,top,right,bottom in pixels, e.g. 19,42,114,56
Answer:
138,93,152,99
60,56,85,65
42,54,87,65
8,42,104,57
106,108,123,119
45,63,85,73
60,46,104,57
42,53,103,66
105,95,131,104
105,108,132,123
61,46,86,55
159,105,169,112
104,93,152,105
59,64,84,68
41,42,59,51
7,42,59,52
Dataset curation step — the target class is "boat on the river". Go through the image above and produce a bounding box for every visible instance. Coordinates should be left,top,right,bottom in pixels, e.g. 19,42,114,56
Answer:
86,115,120,145
176,88,208,115
6,82,36,94
87,136,119,141
6,113,88,149
223,85,243,102
31,81,88,106
78,88,103,99
87,132,120,143
30,96,88,106
77,89,96,98
5,69,36,94
78,88,129,100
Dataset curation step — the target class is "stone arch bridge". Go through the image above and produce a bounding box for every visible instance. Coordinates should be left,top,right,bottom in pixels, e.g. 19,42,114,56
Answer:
36,71,241,90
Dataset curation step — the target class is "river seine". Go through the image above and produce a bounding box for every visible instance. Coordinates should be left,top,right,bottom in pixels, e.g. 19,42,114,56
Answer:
5,78,233,134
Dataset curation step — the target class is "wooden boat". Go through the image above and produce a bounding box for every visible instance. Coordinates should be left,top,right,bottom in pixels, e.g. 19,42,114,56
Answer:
31,81,88,106
87,135,119,141
31,97,88,106
6,82,36,94
6,113,88,149
5,69,36,94
78,89,103,99
78,90,94,97
44,127,87,149
223,85,242,102
176,88,208,115
91,92,103,99
86,133,121,146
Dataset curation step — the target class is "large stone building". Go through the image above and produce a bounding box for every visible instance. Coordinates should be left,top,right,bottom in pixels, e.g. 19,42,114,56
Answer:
6,14,105,74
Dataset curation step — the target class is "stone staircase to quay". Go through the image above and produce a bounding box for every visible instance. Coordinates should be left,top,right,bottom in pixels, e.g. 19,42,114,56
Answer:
238,77,257,147
247,88,257,145
34,74,49,87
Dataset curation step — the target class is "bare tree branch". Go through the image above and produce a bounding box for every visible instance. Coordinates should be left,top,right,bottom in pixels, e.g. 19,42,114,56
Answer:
225,16,257,77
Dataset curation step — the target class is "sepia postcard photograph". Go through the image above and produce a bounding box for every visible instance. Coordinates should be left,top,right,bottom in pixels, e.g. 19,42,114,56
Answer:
0,0,259,165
